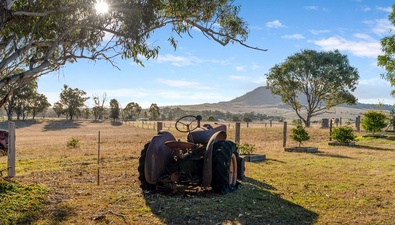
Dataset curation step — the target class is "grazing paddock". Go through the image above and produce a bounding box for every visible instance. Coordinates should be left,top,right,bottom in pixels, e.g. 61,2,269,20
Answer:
0,119,394,224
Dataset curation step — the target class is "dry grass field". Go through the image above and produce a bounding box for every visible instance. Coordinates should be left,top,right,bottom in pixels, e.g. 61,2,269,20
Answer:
1,119,395,224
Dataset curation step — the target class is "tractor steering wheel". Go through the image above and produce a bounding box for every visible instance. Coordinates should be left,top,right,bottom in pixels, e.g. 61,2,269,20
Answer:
175,115,201,133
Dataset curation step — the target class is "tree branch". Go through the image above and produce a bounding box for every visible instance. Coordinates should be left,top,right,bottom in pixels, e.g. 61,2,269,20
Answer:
12,6,72,17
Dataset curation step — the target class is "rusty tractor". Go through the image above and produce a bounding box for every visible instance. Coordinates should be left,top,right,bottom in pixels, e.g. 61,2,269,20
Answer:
138,115,245,194
0,129,8,156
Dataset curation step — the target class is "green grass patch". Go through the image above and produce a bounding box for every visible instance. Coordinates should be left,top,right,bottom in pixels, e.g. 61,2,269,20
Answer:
0,179,49,225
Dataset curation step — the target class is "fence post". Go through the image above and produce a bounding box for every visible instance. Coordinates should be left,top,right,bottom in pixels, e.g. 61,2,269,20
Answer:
356,116,360,132
97,131,100,185
329,119,333,141
270,120,272,127
157,122,163,133
235,122,240,144
283,121,287,148
7,121,15,178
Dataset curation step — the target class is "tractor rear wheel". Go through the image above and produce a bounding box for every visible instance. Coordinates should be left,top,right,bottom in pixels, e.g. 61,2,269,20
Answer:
211,141,239,194
138,142,156,190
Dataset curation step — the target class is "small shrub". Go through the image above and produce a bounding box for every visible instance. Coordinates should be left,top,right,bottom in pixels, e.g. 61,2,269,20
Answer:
290,125,310,147
206,116,215,121
67,137,81,148
361,109,387,134
236,142,256,155
331,126,356,143
292,119,302,126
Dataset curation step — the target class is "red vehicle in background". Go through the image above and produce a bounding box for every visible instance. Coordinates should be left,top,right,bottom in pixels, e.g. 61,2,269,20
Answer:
0,129,8,156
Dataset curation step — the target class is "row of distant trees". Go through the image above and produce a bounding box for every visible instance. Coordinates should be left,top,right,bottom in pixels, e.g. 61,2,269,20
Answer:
51,85,161,121
1,73,51,121
1,80,284,122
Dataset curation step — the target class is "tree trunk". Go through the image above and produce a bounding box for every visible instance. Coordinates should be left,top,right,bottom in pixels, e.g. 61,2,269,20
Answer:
7,109,12,121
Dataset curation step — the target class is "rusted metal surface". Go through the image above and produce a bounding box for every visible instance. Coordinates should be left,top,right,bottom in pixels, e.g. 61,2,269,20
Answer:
202,130,227,188
0,129,8,149
229,154,237,186
187,124,226,144
145,131,176,184
165,141,196,150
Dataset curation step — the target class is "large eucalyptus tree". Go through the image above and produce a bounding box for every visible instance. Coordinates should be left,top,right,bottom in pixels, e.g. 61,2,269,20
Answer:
266,49,359,127
0,0,265,106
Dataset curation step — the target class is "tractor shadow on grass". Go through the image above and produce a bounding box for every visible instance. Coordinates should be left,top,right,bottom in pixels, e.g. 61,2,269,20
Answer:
143,177,318,225
42,120,82,131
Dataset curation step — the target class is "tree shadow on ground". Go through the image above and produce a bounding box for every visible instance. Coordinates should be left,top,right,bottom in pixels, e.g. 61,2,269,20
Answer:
42,120,82,132
143,177,318,225
353,145,395,152
0,120,42,130
47,202,76,224
110,121,123,126
314,151,353,159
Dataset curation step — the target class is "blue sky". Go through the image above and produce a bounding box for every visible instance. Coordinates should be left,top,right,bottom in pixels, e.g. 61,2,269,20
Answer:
38,0,395,108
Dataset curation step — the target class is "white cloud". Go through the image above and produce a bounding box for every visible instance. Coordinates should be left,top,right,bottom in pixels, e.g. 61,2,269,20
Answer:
156,54,202,66
305,6,318,10
235,66,245,71
353,33,374,40
360,6,371,12
155,54,232,67
250,25,263,30
230,75,248,81
310,36,381,58
251,63,260,70
377,7,392,13
266,20,286,28
309,29,330,35
363,19,394,36
281,34,305,39
355,78,395,104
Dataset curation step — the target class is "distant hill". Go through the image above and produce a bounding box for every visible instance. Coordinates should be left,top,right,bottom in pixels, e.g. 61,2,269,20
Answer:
167,86,394,119
228,86,282,105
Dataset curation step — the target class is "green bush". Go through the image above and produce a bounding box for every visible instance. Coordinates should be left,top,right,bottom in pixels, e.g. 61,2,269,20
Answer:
290,125,310,147
67,137,81,148
292,119,302,126
361,110,387,134
206,116,215,121
236,142,256,155
331,126,356,143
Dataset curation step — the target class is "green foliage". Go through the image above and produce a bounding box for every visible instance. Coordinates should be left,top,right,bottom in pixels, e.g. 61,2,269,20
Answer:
290,125,310,147
53,102,64,118
230,115,240,122
123,102,142,120
149,103,160,121
109,99,120,121
207,115,215,121
378,4,395,90
236,142,256,155
1,0,261,106
331,126,356,143
243,117,252,122
59,85,89,120
67,137,81,148
92,93,107,121
361,110,388,134
266,49,359,127
27,93,51,119
0,180,49,224
292,119,302,126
